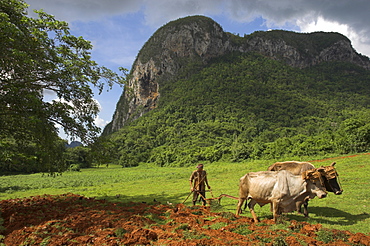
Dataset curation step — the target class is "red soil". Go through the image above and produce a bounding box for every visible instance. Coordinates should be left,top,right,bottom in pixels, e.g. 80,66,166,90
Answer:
1,193,369,245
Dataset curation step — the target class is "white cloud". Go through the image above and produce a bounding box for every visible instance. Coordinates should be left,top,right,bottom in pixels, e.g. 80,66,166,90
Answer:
94,115,109,128
298,16,350,34
298,17,370,56
92,98,110,128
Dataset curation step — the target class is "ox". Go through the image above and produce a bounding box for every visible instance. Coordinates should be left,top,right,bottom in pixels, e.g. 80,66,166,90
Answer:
236,169,327,222
267,161,343,217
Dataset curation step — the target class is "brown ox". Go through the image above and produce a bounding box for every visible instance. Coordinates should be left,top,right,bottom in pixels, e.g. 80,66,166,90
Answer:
267,161,343,217
236,169,327,222
267,161,315,174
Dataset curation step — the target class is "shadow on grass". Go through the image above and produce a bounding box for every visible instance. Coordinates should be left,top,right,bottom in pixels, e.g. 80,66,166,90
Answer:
287,206,370,226
229,205,370,226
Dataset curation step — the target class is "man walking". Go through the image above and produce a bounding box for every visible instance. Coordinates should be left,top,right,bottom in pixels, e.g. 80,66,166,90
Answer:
189,164,211,206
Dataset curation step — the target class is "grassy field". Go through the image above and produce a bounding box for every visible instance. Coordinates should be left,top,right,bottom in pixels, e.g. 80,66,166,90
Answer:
0,154,369,234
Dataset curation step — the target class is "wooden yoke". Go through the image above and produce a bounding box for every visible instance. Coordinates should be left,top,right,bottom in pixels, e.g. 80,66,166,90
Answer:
302,168,326,186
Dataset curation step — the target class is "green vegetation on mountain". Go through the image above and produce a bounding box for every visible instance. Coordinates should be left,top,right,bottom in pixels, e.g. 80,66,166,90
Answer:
108,52,370,167
247,30,349,54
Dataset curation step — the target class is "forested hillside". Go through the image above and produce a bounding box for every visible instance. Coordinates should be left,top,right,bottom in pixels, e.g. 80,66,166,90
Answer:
106,51,370,167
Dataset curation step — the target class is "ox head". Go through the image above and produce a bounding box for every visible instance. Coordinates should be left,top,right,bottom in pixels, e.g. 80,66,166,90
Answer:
320,162,343,195
302,168,328,199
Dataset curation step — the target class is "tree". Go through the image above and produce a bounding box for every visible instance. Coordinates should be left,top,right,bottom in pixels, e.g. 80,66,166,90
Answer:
64,145,91,169
0,0,126,171
89,137,117,167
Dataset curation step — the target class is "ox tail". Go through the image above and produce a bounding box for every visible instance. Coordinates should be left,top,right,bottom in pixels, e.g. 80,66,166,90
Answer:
236,197,246,216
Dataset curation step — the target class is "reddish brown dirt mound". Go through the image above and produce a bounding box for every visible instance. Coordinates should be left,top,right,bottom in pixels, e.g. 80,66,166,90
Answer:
1,193,369,245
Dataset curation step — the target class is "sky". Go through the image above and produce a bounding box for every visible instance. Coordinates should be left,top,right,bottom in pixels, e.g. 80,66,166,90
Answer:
24,0,370,141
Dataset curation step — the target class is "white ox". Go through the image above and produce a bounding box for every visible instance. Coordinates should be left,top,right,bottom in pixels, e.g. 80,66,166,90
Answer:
236,169,327,222
267,161,343,217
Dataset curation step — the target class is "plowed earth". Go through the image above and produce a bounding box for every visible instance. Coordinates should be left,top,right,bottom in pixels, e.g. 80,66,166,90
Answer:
1,194,369,245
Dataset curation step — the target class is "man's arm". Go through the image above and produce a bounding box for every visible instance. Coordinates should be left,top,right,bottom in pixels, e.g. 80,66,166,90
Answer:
204,171,211,189
189,171,195,191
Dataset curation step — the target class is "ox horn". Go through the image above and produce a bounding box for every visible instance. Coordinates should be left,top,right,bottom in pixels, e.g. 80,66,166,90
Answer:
331,162,336,166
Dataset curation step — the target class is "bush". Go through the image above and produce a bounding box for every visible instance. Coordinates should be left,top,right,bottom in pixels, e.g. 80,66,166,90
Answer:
68,164,81,172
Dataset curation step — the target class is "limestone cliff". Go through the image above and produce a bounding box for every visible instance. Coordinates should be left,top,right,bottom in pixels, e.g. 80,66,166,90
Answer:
103,15,370,135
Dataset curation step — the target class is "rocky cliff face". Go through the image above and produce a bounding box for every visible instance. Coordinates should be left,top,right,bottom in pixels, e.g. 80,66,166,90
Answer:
103,16,370,135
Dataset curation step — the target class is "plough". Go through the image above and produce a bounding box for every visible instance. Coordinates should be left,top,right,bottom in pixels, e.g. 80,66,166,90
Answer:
183,189,239,205
205,193,239,205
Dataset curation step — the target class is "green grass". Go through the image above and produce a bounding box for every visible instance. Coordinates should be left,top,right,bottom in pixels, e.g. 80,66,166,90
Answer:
0,154,369,234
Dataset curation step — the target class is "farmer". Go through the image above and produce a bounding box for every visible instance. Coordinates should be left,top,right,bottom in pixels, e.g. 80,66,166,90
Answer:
189,163,211,206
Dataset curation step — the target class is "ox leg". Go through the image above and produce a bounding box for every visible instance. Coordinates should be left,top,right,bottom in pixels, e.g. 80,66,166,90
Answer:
303,199,309,217
236,197,246,216
243,200,248,211
295,199,309,217
272,202,280,223
248,200,259,223
295,201,303,215
270,203,282,214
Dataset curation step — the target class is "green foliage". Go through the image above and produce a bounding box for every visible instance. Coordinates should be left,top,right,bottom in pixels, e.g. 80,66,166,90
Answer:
40,236,51,246
68,164,81,172
89,137,118,167
144,213,172,227
0,137,68,174
316,229,349,244
209,222,228,230
231,225,253,235
108,52,370,167
248,30,349,56
64,146,91,168
114,228,127,238
0,0,125,173
272,236,288,246
175,223,190,231
182,230,210,240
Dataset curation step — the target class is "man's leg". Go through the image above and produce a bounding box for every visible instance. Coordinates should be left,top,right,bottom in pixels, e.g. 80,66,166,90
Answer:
192,191,199,206
200,191,206,206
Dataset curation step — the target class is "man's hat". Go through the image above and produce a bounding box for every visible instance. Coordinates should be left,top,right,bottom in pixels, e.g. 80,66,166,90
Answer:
197,164,204,168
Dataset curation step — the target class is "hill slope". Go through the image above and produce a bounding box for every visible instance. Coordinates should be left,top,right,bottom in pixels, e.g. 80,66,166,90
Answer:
102,16,370,167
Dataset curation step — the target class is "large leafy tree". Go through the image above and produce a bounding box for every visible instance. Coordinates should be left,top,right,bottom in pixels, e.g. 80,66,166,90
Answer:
0,0,125,171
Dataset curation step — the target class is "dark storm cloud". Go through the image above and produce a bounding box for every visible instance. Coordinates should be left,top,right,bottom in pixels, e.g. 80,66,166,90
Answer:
25,0,370,55
25,0,370,34
25,0,142,21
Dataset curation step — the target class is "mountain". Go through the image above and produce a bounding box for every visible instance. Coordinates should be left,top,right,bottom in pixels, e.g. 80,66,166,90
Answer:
102,15,370,167
66,141,83,148
103,16,370,135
